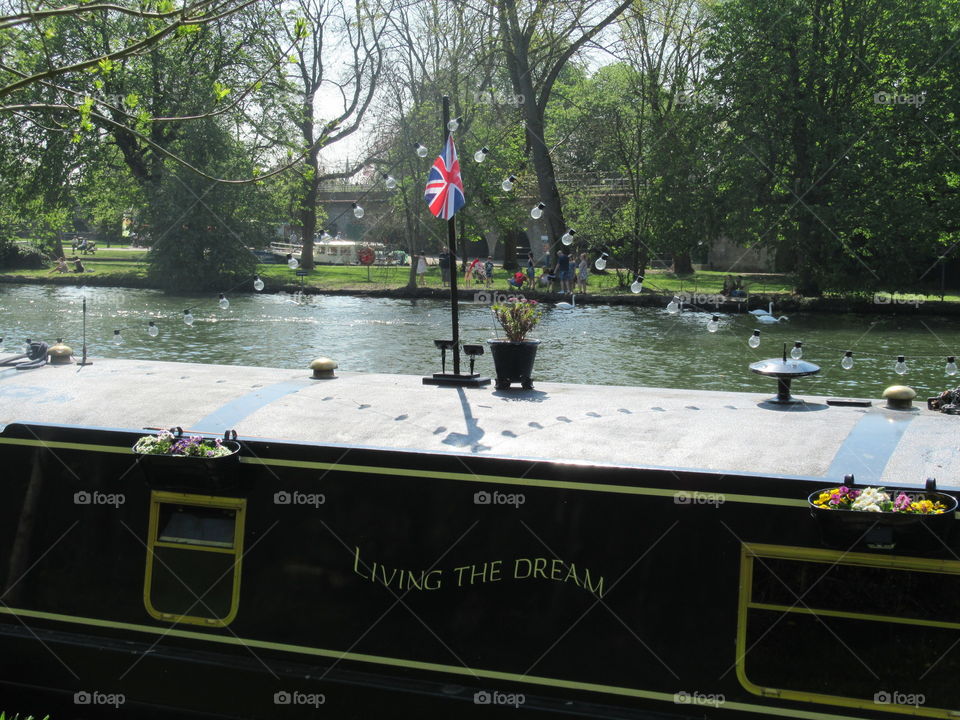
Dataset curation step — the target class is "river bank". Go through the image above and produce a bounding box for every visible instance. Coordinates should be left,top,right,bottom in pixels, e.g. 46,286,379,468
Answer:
2,270,959,316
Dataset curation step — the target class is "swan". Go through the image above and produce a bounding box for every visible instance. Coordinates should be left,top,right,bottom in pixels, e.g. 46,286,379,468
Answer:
556,294,576,310
749,302,774,316
757,311,788,323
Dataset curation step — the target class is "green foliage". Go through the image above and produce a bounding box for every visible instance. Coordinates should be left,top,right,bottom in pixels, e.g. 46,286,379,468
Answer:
491,299,544,342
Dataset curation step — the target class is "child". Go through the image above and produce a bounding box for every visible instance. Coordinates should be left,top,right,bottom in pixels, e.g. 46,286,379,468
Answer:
577,253,589,293
484,257,494,288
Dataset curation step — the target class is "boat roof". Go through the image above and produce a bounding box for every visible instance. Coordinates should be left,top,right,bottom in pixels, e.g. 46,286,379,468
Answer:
0,357,955,489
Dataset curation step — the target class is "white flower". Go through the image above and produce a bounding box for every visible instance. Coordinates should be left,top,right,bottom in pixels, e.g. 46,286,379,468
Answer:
851,487,890,511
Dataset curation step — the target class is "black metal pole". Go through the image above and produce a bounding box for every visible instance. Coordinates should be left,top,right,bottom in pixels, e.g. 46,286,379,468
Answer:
442,96,462,375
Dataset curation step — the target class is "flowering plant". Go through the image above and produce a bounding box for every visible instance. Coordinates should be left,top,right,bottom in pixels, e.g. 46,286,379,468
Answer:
812,485,949,514
133,429,233,458
491,299,543,342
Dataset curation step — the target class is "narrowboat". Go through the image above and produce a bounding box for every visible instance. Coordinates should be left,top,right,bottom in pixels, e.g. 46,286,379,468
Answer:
0,357,957,719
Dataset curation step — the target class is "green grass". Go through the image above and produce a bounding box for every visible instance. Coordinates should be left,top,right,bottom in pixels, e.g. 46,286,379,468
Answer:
3,256,959,302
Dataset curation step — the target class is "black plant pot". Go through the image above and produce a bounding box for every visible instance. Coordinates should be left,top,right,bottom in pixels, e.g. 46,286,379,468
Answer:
133,428,244,495
488,339,540,390
808,487,957,554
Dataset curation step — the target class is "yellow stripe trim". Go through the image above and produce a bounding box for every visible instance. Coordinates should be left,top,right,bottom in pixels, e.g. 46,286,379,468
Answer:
0,436,810,508
737,543,960,718
241,456,808,508
747,602,960,631
0,606,874,720
0,437,131,455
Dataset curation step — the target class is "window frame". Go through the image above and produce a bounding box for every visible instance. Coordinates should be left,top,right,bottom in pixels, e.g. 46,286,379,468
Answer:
143,491,246,628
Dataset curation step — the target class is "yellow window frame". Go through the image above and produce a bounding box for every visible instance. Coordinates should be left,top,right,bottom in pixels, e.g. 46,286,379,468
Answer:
736,542,960,718
144,491,246,628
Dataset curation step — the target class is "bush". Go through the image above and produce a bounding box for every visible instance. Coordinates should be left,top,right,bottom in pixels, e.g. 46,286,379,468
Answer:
0,237,47,270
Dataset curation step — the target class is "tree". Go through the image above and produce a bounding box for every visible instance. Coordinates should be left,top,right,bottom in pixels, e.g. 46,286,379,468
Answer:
489,0,634,260
705,0,960,295
251,0,387,270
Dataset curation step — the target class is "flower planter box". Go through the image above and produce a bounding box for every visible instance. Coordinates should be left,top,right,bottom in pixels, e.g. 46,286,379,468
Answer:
133,428,243,495
808,486,957,554
488,339,540,390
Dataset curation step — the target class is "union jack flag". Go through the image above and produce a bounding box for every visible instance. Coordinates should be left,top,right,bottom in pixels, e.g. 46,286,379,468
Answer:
424,133,465,219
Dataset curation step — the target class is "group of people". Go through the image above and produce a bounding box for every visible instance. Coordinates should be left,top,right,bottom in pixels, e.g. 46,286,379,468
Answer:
413,248,594,293
49,257,87,274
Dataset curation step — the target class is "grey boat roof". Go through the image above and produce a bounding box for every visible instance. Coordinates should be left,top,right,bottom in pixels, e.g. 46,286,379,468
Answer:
0,357,955,489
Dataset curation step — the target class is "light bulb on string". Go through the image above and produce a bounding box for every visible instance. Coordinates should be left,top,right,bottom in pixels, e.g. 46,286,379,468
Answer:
946,356,958,376
561,229,575,246
183,309,194,326
147,321,159,338
630,276,644,294
447,116,462,132
530,202,545,219
501,175,516,191
384,175,397,190
112,329,123,345
841,351,854,370
414,143,428,158
253,275,264,292
594,253,608,271
666,297,679,314
790,341,803,360
287,254,299,269
707,315,720,333
748,330,761,348
474,147,489,163
218,293,230,310
352,202,364,219
894,355,907,375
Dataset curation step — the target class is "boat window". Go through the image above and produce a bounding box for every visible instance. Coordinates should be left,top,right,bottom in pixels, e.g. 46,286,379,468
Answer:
144,492,246,627
738,543,960,713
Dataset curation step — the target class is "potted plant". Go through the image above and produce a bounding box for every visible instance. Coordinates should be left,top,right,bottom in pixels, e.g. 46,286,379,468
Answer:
808,477,957,553
133,427,242,493
488,299,544,390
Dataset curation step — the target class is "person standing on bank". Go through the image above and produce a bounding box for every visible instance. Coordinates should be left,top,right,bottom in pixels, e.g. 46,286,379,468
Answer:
577,253,589,293
526,253,536,286
416,254,427,286
554,249,571,294
438,250,450,287
484,256,494,288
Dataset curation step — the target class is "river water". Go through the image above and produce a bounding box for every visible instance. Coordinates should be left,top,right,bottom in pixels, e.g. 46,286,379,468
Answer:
1,284,958,399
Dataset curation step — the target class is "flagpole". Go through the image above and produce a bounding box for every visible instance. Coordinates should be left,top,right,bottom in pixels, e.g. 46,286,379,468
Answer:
422,96,489,388
442,95,462,376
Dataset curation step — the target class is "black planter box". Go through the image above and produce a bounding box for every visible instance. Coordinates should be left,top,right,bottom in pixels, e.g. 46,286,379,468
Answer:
808,487,958,554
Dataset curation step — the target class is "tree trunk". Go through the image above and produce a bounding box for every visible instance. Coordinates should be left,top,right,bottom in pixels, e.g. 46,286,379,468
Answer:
672,252,693,275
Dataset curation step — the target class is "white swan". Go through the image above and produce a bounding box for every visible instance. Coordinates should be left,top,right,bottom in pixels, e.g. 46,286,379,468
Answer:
749,302,774,316
757,310,788,323
556,294,575,310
